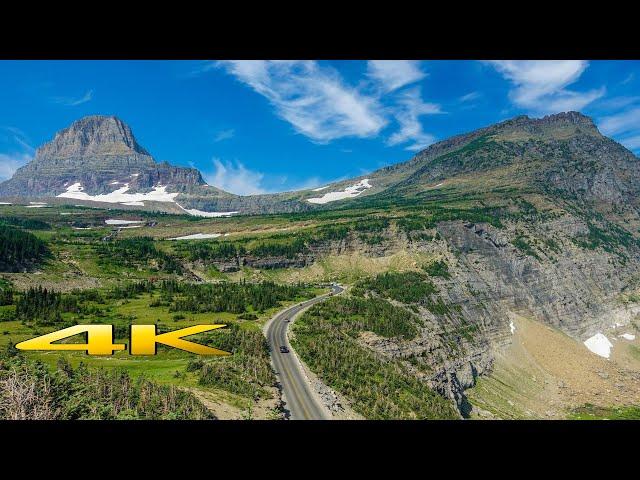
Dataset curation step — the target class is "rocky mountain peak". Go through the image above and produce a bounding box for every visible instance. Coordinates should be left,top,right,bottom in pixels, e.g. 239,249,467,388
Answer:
0,115,207,198
36,115,150,160
544,111,597,126
401,112,601,169
492,111,599,135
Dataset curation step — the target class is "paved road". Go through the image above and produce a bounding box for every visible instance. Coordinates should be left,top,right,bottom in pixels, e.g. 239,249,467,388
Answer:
265,284,344,420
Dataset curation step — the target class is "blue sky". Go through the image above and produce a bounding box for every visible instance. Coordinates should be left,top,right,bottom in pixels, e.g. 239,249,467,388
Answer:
0,60,639,194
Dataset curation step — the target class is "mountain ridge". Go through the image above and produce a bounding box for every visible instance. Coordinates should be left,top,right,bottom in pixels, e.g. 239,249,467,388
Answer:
1,111,638,217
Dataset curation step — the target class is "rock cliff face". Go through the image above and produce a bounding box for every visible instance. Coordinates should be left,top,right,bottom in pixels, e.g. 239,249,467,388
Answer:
209,208,640,414
350,212,639,413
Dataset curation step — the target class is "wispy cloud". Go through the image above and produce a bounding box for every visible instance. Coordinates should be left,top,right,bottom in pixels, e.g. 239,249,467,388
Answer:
204,158,267,195
203,157,346,195
621,73,635,85
596,96,640,111
215,60,441,153
598,107,640,152
0,152,31,180
270,175,333,192
1,126,34,154
213,128,235,142
366,62,442,151
217,60,387,143
0,126,34,180
486,60,604,114
367,60,426,93
599,107,640,136
51,89,93,106
619,134,640,150
185,61,218,77
387,87,442,151
459,91,481,103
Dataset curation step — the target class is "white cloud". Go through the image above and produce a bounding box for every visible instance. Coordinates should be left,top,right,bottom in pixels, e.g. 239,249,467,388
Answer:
537,88,605,114
51,89,93,106
459,91,481,103
0,152,31,180
275,175,340,193
597,96,640,111
367,60,426,92
213,128,235,142
387,87,442,151
487,60,604,114
598,107,640,152
217,60,387,143
598,105,640,151
619,134,640,151
202,157,347,195
187,61,219,77
621,73,635,85
0,126,34,154
0,126,34,180
215,60,441,153
599,107,640,136
204,158,267,195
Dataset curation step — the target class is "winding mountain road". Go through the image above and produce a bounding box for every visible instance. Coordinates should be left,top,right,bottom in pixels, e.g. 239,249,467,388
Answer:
264,284,344,420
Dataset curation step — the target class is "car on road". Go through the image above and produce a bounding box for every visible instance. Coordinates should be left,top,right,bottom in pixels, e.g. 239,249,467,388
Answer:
279,346,289,353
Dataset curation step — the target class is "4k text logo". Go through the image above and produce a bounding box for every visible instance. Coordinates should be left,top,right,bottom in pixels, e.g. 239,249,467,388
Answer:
15,324,231,356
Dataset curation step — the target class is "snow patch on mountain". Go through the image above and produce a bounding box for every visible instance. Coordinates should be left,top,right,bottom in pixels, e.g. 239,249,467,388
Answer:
307,179,372,204
105,219,143,225
58,182,180,204
169,233,223,240
57,182,237,218
179,207,239,218
584,333,613,359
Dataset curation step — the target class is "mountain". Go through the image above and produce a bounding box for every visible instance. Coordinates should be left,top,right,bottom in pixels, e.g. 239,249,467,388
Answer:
380,112,640,206
1,112,639,219
332,112,638,214
0,115,333,215
0,116,205,196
